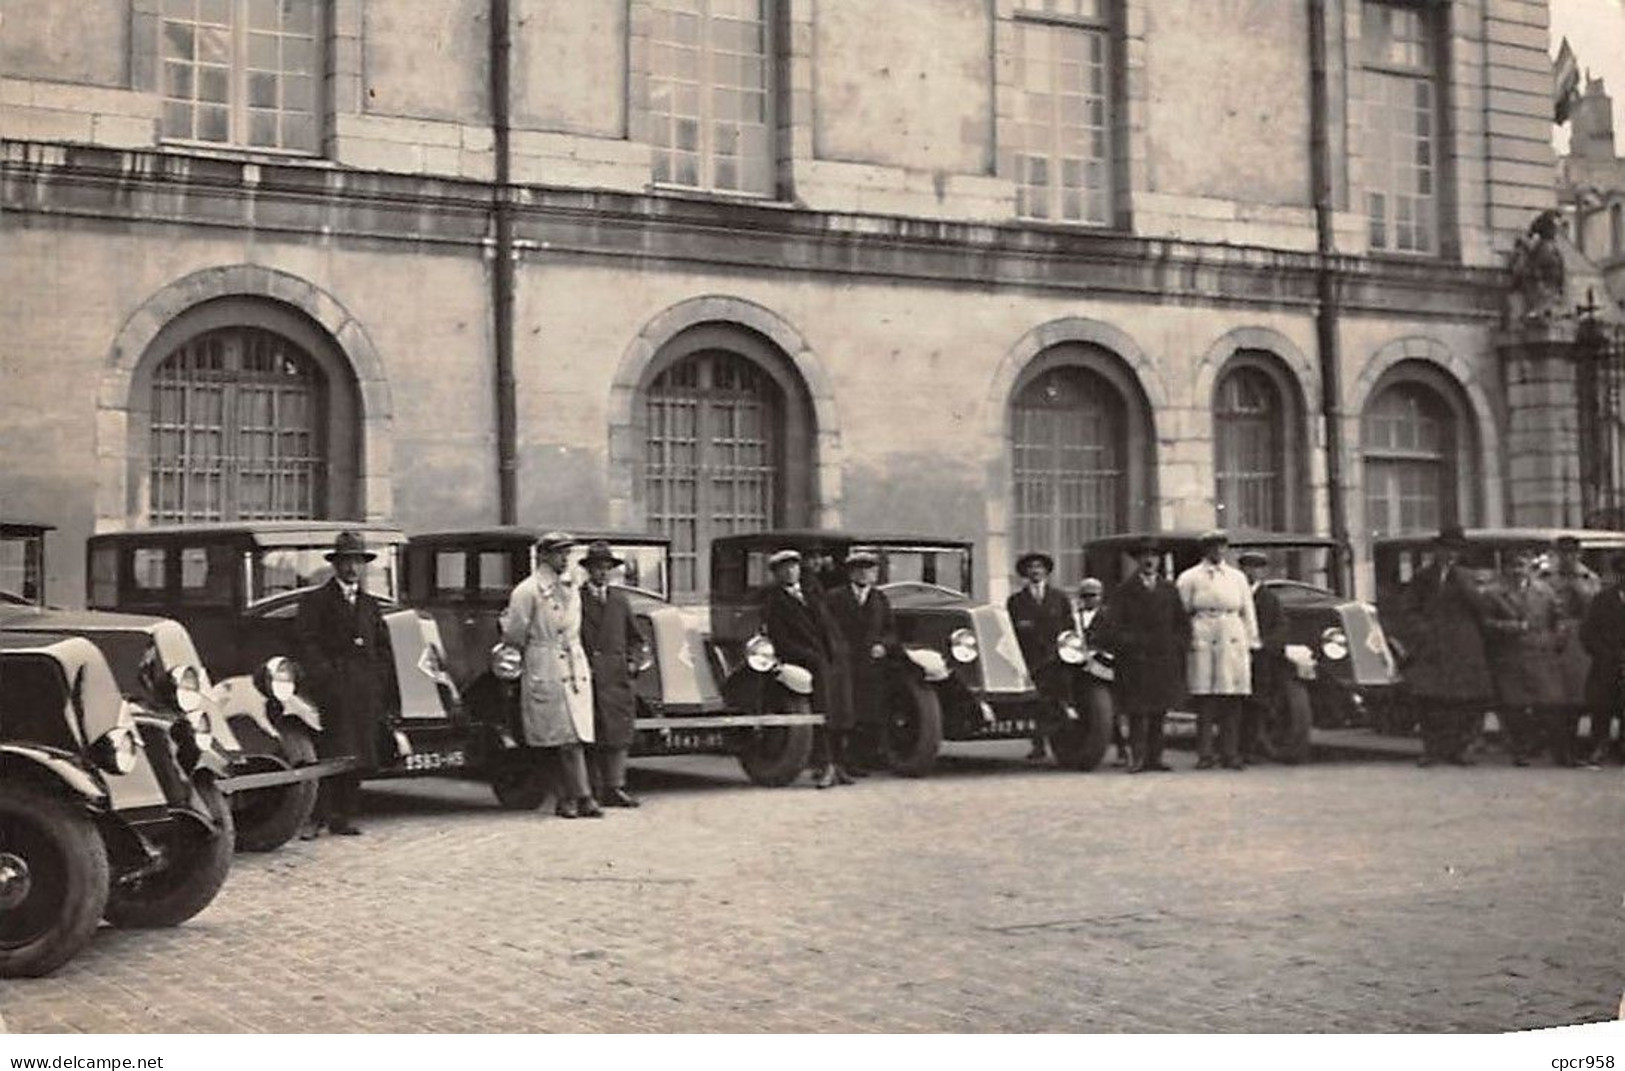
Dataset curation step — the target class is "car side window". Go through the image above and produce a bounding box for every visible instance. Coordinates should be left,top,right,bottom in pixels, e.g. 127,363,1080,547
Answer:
130,547,167,594
435,551,468,600
89,546,119,607
177,545,234,606
478,551,513,597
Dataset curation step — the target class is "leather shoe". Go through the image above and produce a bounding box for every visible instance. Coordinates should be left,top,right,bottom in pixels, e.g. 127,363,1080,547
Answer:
577,797,605,819
329,822,362,836
844,765,871,779
1195,757,1217,770
602,788,641,808
1150,762,1174,772
298,824,322,841
834,766,856,786
812,765,837,790
1417,755,1436,768
555,798,581,819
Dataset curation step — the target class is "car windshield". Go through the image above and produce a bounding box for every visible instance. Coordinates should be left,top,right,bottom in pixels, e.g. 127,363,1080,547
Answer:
879,546,971,595
565,543,669,600
248,545,400,606
0,532,45,606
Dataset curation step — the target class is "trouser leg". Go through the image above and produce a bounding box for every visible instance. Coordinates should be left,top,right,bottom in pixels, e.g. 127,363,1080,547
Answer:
553,744,590,799
1196,697,1217,762
323,773,361,827
1217,697,1241,765
1551,708,1580,764
1145,710,1166,767
810,726,832,769
593,746,628,791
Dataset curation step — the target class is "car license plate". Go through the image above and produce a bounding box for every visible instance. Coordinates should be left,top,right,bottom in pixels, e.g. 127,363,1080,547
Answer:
400,749,467,772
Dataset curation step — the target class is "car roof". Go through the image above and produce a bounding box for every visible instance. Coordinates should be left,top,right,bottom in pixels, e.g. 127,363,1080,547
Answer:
711,530,972,549
87,521,408,547
1087,529,1336,548
1,522,54,537
407,527,668,547
0,631,101,662
1373,528,1625,547
0,605,172,633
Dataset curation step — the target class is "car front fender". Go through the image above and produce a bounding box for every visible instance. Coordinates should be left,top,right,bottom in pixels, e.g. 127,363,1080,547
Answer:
0,744,106,802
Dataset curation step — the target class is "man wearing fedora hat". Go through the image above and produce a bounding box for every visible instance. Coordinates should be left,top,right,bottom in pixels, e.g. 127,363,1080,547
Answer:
500,531,601,817
294,530,395,837
825,548,896,774
578,540,646,807
1099,538,1188,772
762,548,854,788
1008,550,1073,763
1543,535,1602,765
1394,525,1496,767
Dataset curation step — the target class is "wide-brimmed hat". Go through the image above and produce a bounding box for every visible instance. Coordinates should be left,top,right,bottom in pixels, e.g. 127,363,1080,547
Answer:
1435,525,1469,549
579,540,623,568
1077,577,1104,595
535,530,576,554
768,548,802,568
1237,549,1269,567
1015,551,1055,574
1199,529,1229,547
324,530,377,562
845,548,880,567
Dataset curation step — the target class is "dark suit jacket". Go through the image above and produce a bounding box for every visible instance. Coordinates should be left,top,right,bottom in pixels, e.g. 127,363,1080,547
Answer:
763,584,853,730
1580,582,1625,710
826,584,896,723
1099,574,1189,713
1007,585,1073,670
579,583,643,748
294,578,394,768
1250,583,1287,697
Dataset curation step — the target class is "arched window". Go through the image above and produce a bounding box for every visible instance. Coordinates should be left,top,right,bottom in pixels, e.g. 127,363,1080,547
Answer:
645,345,809,597
1362,379,1461,537
149,326,327,523
1214,359,1301,531
1012,364,1129,583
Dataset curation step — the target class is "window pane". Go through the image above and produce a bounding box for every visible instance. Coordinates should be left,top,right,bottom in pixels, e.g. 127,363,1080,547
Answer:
1008,22,1112,225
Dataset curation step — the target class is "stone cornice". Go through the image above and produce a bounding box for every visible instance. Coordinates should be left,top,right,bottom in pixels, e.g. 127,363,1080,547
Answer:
1,140,1505,321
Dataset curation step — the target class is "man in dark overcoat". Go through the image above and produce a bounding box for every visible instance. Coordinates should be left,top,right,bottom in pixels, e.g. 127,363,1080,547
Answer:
1099,539,1188,773
762,548,853,788
295,530,395,837
1485,549,1563,765
1395,526,1495,766
1007,551,1074,763
825,548,895,775
1544,536,1603,765
1579,550,1625,766
1238,550,1287,765
579,541,646,807
1072,578,1126,764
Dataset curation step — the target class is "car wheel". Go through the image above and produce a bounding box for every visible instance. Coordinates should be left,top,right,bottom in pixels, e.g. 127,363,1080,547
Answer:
231,723,319,853
738,696,815,787
1049,685,1113,771
0,783,110,978
105,779,234,930
886,677,943,778
489,754,550,811
1261,678,1314,765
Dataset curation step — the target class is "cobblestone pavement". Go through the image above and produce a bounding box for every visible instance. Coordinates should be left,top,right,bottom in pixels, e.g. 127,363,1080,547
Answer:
4,745,1621,1034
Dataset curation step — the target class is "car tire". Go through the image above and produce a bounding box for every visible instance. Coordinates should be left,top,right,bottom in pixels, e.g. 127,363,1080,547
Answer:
1049,685,1113,771
231,722,319,853
887,677,943,778
0,782,111,978
489,754,550,811
738,697,815,787
104,779,234,930
1262,678,1314,765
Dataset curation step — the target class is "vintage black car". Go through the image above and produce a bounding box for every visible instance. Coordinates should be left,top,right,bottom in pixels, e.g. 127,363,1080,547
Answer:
1,522,50,607
404,528,824,802
708,532,1100,777
0,632,235,977
1083,531,1404,760
1,603,331,852
85,522,480,788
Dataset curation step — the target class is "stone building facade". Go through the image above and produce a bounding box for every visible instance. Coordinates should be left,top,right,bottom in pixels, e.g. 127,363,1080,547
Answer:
0,0,1556,603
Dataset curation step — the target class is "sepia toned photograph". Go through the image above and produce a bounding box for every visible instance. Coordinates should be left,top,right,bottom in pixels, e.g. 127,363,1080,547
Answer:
1,0,1622,1045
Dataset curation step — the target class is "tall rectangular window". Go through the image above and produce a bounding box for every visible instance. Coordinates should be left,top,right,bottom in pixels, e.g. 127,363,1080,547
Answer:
644,0,774,196
159,0,320,153
1005,1,1113,225
1362,2,1437,254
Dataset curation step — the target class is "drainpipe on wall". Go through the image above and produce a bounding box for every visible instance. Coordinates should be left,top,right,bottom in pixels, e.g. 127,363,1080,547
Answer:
1309,0,1351,596
490,0,518,525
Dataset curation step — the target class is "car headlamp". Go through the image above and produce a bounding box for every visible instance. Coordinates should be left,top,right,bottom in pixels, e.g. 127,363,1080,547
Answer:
490,643,524,681
90,702,145,775
948,628,979,664
170,665,205,714
745,635,778,673
257,656,301,702
1320,627,1349,661
1056,630,1086,665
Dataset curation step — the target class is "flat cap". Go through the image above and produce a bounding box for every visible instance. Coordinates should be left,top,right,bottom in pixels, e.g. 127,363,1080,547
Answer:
1077,577,1104,595
767,548,802,567
535,530,576,553
1237,550,1269,566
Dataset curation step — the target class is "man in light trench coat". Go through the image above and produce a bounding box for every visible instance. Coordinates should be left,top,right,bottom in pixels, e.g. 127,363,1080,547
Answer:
1175,531,1260,770
499,531,601,818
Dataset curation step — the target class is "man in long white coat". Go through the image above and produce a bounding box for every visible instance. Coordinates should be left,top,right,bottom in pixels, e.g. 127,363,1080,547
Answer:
1175,530,1260,770
500,530,600,818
